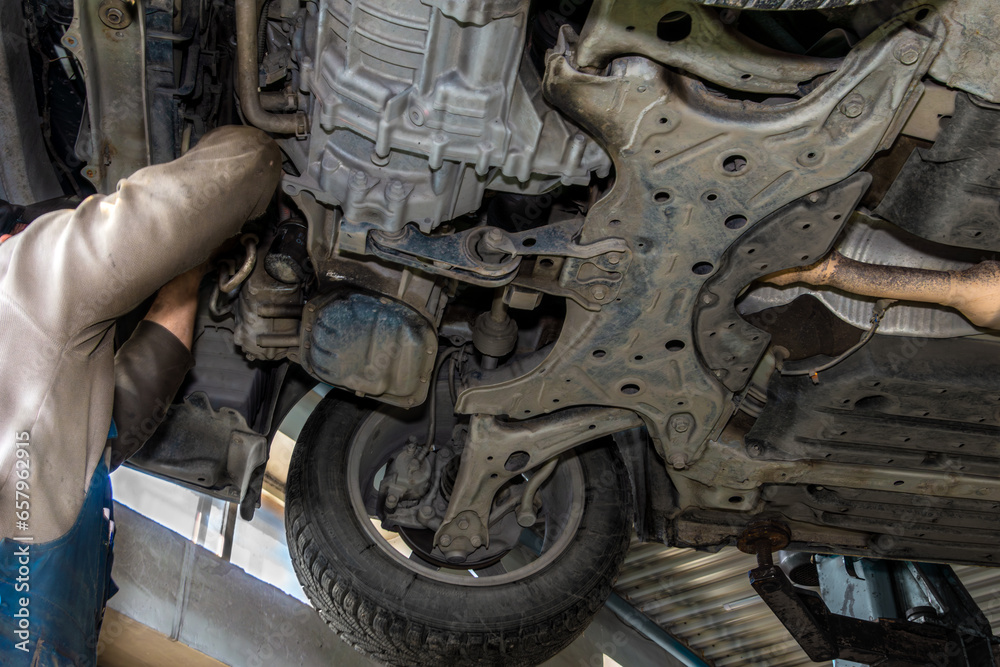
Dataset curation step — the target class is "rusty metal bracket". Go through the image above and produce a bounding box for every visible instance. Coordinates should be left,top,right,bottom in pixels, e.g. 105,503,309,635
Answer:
434,407,642,557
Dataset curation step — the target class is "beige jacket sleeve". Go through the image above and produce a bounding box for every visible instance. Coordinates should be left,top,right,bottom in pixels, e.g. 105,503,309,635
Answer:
0,126,281,543
3,126,281,338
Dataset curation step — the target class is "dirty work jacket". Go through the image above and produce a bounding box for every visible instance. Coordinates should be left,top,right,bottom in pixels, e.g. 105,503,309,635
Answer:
0,125,281,544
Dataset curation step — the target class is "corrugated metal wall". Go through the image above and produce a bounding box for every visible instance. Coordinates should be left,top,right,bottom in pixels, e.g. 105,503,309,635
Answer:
614,539,1000,666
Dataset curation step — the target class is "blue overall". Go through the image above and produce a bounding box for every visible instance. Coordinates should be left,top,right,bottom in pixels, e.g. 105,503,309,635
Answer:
0,448,116,665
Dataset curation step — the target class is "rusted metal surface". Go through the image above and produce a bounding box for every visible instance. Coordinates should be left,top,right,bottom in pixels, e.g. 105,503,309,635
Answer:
62,0,149,192
763,251,1000,330
739,214,991,338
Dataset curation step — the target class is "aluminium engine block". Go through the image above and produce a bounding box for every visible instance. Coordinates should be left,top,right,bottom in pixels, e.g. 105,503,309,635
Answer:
281,0,610,233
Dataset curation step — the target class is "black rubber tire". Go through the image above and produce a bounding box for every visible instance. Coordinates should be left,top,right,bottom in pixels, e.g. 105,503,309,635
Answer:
285,394,633,667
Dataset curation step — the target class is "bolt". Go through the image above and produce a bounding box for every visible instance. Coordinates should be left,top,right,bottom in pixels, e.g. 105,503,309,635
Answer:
486,228,503,244
668,453,689,470
747,443,763,457
349,170,367,190
457,518,469,531
470,535,482,548
419,506,434,519
607,253,621,265
591,285,608,300
755,537,774,567
840,93,865,119
439,534,452,547
673,420,690,434
893,40,921,65
386,179,406,201
105,7,123,24
701,293,716,305
385,494,398,509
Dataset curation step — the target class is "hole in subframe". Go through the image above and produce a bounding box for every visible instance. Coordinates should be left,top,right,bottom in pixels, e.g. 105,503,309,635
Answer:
657,11,692,42
725,214,747,229
723,154,748,173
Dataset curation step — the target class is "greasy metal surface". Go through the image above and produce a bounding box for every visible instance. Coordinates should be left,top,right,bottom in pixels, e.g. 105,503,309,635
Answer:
576,0,840,95
456,9,939,470
694,175,867,393
63,0,149,191
739,215,991,337
612,539,1000,667
763,252,1000,329
300,288,438,407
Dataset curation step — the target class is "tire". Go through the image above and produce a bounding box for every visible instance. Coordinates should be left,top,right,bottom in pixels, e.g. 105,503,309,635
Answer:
285,393,633,667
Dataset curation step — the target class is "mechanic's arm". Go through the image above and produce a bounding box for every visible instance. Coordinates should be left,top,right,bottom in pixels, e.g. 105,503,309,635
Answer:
109,265,203,470
0,126,280,336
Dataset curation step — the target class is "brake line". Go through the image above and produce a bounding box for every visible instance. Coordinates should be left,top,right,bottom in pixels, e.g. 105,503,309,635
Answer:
780,298,895,384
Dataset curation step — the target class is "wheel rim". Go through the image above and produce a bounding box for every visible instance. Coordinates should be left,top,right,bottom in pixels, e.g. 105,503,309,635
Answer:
345,401,586,587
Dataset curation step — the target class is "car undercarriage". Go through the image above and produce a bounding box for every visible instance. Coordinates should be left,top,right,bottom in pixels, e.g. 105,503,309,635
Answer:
6,0,1000,663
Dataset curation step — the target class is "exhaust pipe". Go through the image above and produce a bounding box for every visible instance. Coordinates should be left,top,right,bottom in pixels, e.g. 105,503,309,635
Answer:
763,252,1000,330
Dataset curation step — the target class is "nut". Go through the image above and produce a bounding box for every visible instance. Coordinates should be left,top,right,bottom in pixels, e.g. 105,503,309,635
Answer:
439,534,452,547
470,535,482,548
98,0,132,29
457,518,469,531
591,285,608,300
667,453,689,470
839,93,865,119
